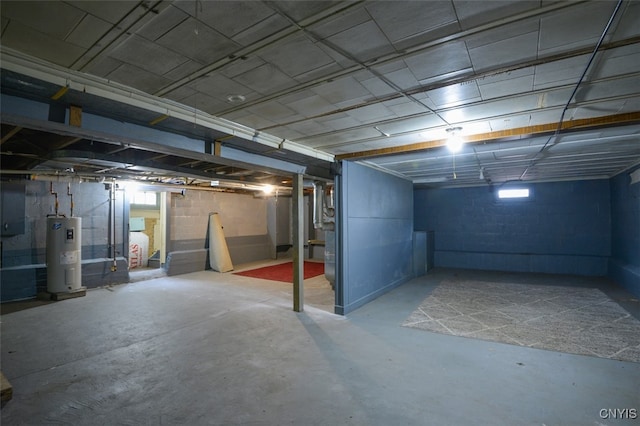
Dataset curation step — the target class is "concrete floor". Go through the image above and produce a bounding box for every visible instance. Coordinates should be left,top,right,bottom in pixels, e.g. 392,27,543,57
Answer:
1,266,639,425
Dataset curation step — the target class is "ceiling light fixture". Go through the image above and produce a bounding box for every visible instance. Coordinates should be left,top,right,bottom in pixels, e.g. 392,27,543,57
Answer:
194,0,202,35
226,94,246,104
374,126,390,137
262,184,274,195
445,127,464,153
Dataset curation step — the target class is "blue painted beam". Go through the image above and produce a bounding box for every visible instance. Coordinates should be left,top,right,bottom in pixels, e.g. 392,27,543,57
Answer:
1,93,50,122
1,93,307,175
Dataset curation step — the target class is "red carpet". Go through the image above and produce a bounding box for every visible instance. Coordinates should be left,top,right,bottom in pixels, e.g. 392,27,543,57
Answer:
233,261,324,283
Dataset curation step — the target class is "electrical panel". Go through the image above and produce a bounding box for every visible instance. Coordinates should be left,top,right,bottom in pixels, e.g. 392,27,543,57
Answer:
129,217,145,231
1,182,26,236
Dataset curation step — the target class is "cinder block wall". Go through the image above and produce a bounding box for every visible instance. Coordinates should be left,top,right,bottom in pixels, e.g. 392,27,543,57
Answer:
414,180,611,276
167,190,272,274
1,180,128,301
609,166,640,297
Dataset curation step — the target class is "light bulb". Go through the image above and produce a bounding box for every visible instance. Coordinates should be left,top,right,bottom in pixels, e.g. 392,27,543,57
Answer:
446,127,464,153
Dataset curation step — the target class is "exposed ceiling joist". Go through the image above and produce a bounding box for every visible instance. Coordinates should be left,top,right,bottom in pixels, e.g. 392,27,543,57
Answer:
1,0,638,189
338,112,640,160
0,47,335,163
0,125,23,145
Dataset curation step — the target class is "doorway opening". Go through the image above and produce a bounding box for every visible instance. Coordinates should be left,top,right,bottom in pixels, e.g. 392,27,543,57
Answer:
128,190,168,282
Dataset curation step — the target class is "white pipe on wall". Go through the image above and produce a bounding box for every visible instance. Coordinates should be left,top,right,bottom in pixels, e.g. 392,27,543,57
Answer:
313,181,324,230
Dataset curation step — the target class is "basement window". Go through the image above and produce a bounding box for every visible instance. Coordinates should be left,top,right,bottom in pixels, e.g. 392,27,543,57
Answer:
498,188,530,199
131,191,159,207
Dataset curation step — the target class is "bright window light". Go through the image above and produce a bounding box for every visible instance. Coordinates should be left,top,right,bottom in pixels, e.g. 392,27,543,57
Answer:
498,188,530,199
119,180,139,191
132,191,157,205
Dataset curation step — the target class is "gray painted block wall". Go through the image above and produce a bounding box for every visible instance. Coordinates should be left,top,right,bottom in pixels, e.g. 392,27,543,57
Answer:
609,166,640,297
267,195,292,258
414,180,612,276
1,180,128,301
165,190,326,276
1,180,282,299
166,190,275,275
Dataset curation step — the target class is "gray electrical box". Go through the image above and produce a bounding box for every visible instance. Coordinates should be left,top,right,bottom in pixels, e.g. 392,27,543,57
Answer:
1,182,26,236
129,217,145,231
413,231,427,276
426,231,435,272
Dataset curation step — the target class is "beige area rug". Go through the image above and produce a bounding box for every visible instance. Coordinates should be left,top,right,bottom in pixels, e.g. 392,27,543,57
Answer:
403,280,640,363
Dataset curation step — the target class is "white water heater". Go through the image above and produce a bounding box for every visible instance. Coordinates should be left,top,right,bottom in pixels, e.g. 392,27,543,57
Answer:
47,216,82,293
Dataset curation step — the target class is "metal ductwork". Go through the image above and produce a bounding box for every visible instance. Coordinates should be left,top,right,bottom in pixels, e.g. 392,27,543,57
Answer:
312,181,336,287
312,181,335,231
